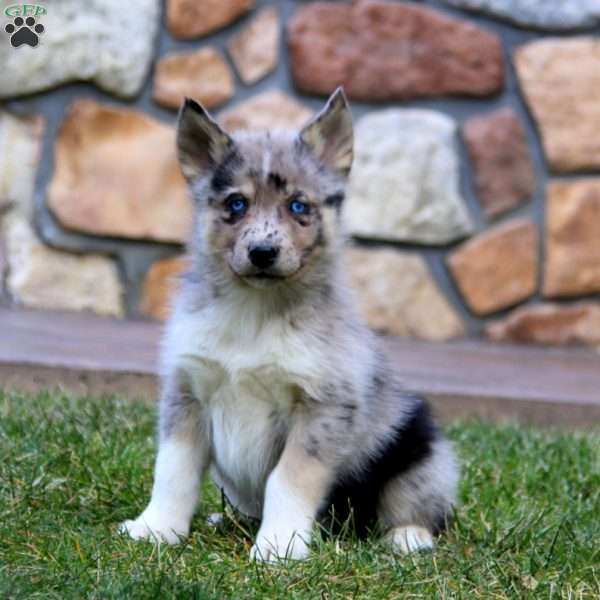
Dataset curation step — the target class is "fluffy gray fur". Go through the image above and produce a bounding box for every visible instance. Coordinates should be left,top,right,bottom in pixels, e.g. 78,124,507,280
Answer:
120,89,458,561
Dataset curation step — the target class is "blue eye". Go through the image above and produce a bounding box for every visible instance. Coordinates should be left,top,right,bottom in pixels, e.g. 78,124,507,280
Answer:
289,199,309,215
226,195,248,215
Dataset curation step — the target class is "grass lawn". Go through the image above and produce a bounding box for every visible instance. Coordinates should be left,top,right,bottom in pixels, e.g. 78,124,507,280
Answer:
0,390,598,599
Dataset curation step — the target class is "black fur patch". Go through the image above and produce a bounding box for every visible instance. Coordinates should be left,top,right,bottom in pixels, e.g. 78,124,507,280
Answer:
432,511,451,537
318,399,436,538
324,192,345,208
268,172,287,191
211,150,243,192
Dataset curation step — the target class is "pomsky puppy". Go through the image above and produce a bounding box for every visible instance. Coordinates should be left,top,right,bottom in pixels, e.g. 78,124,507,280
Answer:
120,88,458,562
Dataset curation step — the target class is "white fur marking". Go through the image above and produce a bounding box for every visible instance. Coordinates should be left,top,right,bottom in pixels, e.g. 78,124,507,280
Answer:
119,440,203,544
209,382,291,517
250,468,313,562
387,526,434,554
161,298,328,395
261,148,272,182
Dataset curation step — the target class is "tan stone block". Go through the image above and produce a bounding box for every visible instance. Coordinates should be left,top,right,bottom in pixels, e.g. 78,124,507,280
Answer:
228,7,280,84
515,38,600,172
153,47,234,110
167,0,254,39
346,247,464,341
47,99,191,243
140,256,186,320
447,220,538,315
543,179,600,297
487,302,600,348
218,90,312,132
4,215,124,316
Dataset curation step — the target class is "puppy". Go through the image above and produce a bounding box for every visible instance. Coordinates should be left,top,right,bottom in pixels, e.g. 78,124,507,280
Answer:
120,88,458,562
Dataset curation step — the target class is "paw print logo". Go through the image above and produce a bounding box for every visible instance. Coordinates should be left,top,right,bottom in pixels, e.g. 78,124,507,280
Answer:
5,16,44,48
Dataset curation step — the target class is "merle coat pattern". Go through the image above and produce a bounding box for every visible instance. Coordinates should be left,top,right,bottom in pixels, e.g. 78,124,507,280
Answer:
120,89,458,561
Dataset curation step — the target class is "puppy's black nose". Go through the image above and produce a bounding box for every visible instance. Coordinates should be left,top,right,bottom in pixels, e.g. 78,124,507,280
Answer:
248,245,279,269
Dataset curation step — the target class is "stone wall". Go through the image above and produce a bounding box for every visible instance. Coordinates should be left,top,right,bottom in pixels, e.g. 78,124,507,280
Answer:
1,0,600,348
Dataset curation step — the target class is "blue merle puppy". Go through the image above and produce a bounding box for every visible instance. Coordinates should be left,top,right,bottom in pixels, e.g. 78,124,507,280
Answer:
120,88,458,562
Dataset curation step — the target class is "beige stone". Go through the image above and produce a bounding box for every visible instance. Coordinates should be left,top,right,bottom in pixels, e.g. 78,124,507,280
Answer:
0,0,160,99
4,215,124,316
487,302,600,348
140,256,186,320
515,38,600,173
47,100,192,243
218,90,312,132
346,247,464,341
442,0,600,32
153,47,234,111
167,0,254,39
0,109,44,302
0,111,45,218
344,109,474,245
0,108,124,317
447,220,538,315
228,7,280,84
0,227,6,297
543,179,600,298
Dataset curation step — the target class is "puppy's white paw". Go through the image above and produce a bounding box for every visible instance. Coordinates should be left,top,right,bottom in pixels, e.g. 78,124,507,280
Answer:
119,508,188,545
250,525,310,563
386,525,434,554
206,512,224,527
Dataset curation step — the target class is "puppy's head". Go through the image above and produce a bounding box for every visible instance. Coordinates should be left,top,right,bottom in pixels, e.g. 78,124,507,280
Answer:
176,88,353,289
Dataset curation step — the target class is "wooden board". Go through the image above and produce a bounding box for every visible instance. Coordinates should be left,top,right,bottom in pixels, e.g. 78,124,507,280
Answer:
1,307,599,427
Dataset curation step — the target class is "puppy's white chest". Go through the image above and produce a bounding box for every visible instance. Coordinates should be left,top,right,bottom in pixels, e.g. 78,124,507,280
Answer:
209,370,294,516
163,305,325,514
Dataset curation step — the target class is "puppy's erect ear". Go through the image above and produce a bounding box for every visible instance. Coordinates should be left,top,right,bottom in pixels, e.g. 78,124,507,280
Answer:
176,98,234,182
298,87,353,177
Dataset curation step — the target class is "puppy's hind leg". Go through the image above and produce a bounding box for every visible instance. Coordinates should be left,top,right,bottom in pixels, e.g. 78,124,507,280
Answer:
378,437,458,555
120,370,210,544
385,525,434,554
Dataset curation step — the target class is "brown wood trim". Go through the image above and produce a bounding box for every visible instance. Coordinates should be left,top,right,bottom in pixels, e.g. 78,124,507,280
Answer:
1,308,600,427
0,363,157,402
383,336,600,406
0,307,160,373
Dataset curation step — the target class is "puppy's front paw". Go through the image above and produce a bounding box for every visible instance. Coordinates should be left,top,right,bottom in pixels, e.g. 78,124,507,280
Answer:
119,508,188,545
250,525,310,563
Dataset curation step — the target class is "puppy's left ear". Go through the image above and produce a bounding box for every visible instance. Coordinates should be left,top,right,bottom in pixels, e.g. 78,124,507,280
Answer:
298,87,353,177
176,98,235,182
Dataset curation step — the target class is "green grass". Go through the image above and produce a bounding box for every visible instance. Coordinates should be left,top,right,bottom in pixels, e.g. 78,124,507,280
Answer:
0,390,598,599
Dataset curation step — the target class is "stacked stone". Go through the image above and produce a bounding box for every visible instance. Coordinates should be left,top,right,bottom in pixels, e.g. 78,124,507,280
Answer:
0,0,276,318
0,0,599,349
286,0,600,348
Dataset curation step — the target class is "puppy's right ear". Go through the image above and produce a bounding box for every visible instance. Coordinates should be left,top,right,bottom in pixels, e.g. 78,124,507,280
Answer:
176,98,234,182
298,87,353,178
